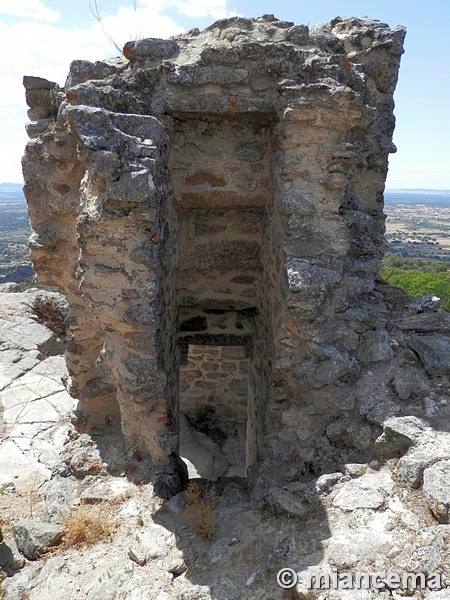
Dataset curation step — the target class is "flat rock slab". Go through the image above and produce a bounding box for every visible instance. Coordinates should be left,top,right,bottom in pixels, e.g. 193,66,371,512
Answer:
425,591,450,599
80,478,133,503
333,479,384,511
266,487,310,518
0,290,74,487
0,318,61,355
3,396,61,425
0,440,51,492
30,355,68,382
0,348,41,391
409,335,450,376
326,530,392,568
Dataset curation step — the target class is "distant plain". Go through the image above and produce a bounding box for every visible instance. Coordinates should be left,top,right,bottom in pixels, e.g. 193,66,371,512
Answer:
1,184,450,285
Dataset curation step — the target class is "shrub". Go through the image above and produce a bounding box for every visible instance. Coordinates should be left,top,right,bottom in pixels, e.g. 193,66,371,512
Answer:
61,505,119,548
381,268,450,312
183,481,218,539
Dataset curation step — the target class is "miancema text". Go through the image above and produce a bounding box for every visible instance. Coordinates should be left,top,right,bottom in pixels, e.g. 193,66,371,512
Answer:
276,568,443,590
306,571,441,590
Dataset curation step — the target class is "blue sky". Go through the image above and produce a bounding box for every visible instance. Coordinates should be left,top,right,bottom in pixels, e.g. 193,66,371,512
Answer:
0,0,449,189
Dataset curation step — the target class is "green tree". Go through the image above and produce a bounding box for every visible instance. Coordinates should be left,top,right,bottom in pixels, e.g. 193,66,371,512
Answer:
381,261,450,312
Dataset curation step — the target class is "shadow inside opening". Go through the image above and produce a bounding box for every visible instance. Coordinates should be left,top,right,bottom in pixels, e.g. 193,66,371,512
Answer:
179,343,249,480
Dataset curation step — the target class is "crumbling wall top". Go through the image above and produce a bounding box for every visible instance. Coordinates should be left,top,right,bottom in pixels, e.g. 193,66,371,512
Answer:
49,15,406,122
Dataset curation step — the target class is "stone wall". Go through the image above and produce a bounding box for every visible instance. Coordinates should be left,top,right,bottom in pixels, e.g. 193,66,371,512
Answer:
23,15,431,496
179,344,248,477
180,344,248,412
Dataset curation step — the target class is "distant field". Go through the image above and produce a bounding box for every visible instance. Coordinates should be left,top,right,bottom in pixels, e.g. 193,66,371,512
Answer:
0,184,32,283
0,183,26,202
385,190,450,207
384,190,450,261
1,185,450,284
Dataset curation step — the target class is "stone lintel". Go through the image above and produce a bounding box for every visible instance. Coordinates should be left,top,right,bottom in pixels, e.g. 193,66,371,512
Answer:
165,95,275,119
178,191,266,210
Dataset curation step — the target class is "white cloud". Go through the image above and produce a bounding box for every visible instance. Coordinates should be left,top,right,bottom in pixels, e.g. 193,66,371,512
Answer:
0,0,60,23
96,4,184,51
156,0,237,19
0,19,113,113
0,117,28,183
387,160,450,190
91,0,237,49
0,5,186,108
0,1,238,183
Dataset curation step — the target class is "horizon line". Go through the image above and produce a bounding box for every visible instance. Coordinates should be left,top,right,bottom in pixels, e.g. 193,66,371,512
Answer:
1,182,450,194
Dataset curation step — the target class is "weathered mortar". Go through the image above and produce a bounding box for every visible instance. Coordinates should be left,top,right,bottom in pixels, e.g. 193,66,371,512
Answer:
23,15,412,495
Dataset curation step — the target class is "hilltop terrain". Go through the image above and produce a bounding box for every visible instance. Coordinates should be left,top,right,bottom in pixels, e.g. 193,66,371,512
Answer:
2,286,450,599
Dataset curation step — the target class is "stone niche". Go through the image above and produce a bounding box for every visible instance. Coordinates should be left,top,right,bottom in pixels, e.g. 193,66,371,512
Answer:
22,15,408,495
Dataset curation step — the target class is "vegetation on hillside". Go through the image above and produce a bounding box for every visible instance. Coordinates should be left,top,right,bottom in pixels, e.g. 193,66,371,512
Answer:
381,256,450,311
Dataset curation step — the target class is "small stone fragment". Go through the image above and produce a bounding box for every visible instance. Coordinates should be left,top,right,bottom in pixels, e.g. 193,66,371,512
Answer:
128,548,146,566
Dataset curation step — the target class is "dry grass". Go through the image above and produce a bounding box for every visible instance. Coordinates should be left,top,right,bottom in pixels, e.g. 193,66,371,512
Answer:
25,470,42,519
183,481,218,539
26,297,68,341
61,505,119,549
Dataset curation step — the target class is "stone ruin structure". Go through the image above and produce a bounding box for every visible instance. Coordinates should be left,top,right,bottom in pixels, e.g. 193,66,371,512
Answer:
22,14,433,496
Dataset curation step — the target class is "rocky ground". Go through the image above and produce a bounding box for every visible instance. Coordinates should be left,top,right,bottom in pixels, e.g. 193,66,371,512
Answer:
1,286,450,599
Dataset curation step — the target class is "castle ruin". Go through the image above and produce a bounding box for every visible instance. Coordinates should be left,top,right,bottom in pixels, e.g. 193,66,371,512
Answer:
22,15,412,495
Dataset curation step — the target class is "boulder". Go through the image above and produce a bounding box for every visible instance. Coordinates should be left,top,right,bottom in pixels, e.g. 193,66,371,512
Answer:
342,463,367,478
326,530,391,568
423,460,450,523
179,413,228,480
409,335,450,376
0,283,20,293
266,488,310,518
0,531,25,573
315,472,342,494
43,476,78,524
13,519,64,560
392,367,430,400
397,435,450,488
357,330,393,362
374,416,429,457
